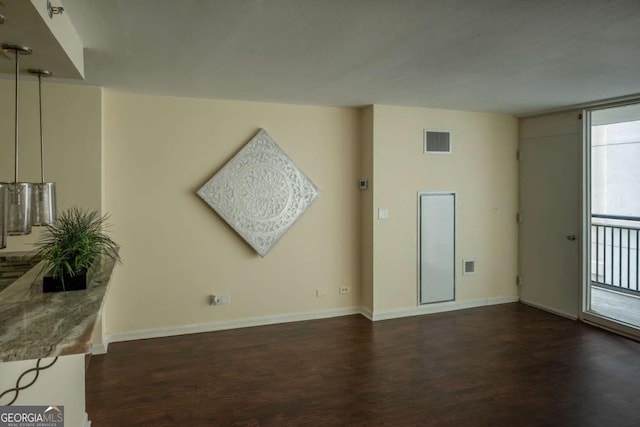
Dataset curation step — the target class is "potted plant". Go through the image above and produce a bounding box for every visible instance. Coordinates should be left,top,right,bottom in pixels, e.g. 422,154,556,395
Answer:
35,207,120,292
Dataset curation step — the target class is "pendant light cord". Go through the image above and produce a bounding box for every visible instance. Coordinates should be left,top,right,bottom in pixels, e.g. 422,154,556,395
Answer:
2,44,32,185
13,49,20,184
38,74,45,184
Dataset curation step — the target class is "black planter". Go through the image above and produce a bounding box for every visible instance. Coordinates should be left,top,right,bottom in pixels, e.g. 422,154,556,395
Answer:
43,270,90,293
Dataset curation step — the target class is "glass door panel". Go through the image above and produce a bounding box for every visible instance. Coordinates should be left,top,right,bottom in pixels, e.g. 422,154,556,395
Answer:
586,103,640,334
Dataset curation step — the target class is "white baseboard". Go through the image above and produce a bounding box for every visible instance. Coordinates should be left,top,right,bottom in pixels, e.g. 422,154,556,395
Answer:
360,307,374,321
91,341,108,355
369,295,520,321
519,299,578,320
104,297,521,346
106,306,362,345
82,412,91,427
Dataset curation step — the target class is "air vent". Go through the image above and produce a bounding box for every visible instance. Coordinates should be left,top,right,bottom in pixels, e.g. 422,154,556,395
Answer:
463,259,475,275
424,130,452,154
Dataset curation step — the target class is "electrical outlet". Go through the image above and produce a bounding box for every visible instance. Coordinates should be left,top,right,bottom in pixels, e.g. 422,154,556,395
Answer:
209,295,230,305
339,286,351,294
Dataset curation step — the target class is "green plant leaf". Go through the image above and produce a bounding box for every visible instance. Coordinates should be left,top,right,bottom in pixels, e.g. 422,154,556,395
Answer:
34,207,121,278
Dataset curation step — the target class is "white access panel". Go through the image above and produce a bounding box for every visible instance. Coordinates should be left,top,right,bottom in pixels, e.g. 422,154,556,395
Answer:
419,193,455,304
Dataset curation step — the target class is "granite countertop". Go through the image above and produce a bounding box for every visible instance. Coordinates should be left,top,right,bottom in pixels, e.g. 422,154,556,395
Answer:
0,254,116,363
0,251,40,262
0,252,42,292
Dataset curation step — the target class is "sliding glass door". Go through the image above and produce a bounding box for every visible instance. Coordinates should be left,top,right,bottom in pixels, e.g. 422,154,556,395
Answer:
583,103,640,338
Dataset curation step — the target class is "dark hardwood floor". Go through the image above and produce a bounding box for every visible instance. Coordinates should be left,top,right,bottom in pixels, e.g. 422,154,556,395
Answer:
86,303,640,426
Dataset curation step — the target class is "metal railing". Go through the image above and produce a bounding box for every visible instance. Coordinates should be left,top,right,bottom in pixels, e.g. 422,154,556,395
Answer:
592,214,640,294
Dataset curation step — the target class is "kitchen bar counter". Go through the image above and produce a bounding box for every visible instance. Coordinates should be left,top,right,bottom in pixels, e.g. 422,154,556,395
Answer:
0,255,116,363
0,252,41,292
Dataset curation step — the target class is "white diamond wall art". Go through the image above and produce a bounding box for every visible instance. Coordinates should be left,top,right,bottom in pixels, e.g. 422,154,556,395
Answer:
197,129,319,257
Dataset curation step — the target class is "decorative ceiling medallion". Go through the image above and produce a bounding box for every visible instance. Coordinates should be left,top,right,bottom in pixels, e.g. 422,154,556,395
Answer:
197,129,319,257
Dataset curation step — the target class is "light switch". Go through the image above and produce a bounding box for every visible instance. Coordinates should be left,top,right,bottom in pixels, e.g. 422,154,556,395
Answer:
378,208,389,220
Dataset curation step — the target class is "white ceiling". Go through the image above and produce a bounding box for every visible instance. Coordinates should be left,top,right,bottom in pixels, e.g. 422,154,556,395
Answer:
4,0,640,115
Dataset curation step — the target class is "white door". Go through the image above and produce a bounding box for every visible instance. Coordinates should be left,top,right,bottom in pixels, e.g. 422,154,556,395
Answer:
419,192,455,304
519,111,582,318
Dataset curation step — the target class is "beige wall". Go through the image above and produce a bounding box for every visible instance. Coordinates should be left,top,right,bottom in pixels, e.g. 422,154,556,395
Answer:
0,81,102,252
371,105,518,312
1,81,520,334
102,92,361,334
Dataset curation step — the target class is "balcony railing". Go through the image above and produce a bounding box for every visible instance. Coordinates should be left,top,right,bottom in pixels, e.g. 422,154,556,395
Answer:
592,214,640,295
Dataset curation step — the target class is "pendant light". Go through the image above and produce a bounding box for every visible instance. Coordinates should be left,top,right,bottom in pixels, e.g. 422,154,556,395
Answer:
2,44,33,236
29,69,57,226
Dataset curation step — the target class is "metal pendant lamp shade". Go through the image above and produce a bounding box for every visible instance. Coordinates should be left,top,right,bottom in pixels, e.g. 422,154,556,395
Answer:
31,182,56,226
7,183,32,235
2,44,33,236
29,69,57,226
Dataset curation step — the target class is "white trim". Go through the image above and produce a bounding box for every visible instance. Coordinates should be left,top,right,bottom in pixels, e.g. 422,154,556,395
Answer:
360,307,374,321
91,341,108,355
82,412,91,427
582,312,640,342
106,306,361,344
516,94,640,118
105,299,523,345
90,313,109,354
581,108,591,320
417,191,457,305
369,295,519,322
520,299,578,320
